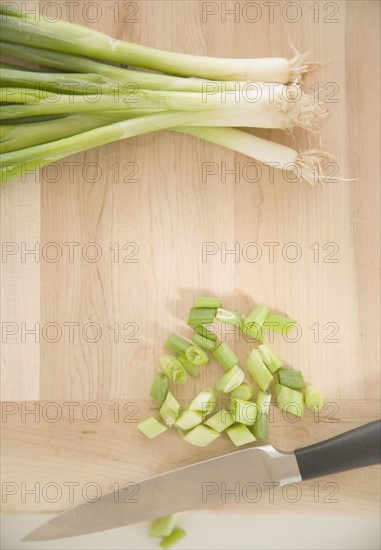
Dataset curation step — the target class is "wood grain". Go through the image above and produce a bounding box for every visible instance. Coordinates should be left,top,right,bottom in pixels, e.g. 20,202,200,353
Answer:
0,0,380,514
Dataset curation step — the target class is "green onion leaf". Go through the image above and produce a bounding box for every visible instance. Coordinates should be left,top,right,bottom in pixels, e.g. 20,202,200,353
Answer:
246,350,273,391
175,409,203,430
149,516,177,538
258,343,282,373
159,528,187,549
305,385,324,411
215,308,242,327
213,342,239,372
184,345,209,366
189,389,217,415
137,417,168,439
193,324,217,342
194,296,222,308
231,398,258,426
204,408,235,432
183,425,220,447
225,424,256,446
276,384,304,417
191,333,216,351
159,355,187,384
215,365,245,393
188,307,216,326
230,383,254,401
159,392,181,427
150,372,170,404
278,367,305,390
165,333,191,355
178,354,200,378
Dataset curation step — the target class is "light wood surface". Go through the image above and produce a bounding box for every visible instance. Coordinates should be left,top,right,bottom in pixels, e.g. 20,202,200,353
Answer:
1,0,380,515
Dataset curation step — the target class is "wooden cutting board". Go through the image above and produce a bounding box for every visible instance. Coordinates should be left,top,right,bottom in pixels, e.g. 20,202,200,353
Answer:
1,0,380,515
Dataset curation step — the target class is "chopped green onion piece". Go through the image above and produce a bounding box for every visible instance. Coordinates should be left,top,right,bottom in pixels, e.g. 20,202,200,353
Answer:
192,333,216,351
252,413,269,439
204,408,235,432
215,365,245,393
276,384,304,417
159,355,187,384
258,343,282,373
189,389,217,414
165,333,191,354
178,354,200,378
231,398,258,425
188,307,216,326
149,515,177,537
246,350,273,391
278,368,305,390
175,409,203,430
225,424,256,446
241,305,269,340
150,372,170,404
194,296,222,308
160,528,187,549
305,385,324,411
184,345,209,366
183,425,220,447
137,417,168,439
264,314,297,334
256,391,272,415
230,383,255,401
213,342,239,372
215,308,242,327
193,324,217,342
159,391,181,427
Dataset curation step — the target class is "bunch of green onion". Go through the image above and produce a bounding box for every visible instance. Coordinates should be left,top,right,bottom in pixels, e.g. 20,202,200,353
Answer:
138,296,323,448
0,4,332,185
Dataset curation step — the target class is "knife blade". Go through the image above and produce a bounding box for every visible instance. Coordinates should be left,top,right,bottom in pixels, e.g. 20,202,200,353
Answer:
23,419,380,541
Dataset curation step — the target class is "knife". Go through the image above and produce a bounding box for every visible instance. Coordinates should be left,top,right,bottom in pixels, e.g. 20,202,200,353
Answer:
24,419,380,541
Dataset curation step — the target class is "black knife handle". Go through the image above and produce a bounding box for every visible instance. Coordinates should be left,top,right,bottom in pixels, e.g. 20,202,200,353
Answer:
295,420,381,481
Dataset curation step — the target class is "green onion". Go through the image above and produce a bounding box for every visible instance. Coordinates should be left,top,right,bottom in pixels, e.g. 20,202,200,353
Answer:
165,333,191,355
189,389,217,414
258,344,282,373
188,307,216,326
241,305,269,341
178,354,200,378
256,391,272,415
246,350,273,392
305,385,324,411
193,325,217,342
159,528,187,549
252,412,269,439
193,296,222,308
184,345,209,366
213,342,239,372
159,392,181,427
215,308,242,327
137,417,168,439
175,409,203,430
225,424,256,446
0,10,314,83
204,408,235,432
215,365,245,393
159,355,187,384
149,516,177,538
278,368,305,390
150,372,170,404
264,314,297,334
231,398,258,426
191,333,216,351
183,425,220,447
230,383,255,401
276,384,304,417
